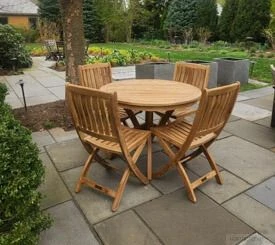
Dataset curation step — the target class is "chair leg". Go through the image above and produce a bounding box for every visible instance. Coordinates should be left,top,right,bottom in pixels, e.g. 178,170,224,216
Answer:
147,135,152,180
201,145,223,185
112,168,131,211
75,147,98,193
176,162,197,203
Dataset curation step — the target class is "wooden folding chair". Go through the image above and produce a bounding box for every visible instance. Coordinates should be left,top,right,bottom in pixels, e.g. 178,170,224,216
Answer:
172,62,210,118
78,63,141,128
151,82,240,203
66,83,151,211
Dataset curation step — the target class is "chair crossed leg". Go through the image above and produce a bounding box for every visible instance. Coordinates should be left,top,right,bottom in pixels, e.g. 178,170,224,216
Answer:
152,137,222,203
75,135,151,212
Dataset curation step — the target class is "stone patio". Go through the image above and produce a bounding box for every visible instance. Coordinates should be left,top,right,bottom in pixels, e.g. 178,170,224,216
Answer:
1,57,275,244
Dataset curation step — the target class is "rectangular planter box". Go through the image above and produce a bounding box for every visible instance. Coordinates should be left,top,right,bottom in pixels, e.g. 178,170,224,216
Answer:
214,58,250,85
136,62,175,80
184,60,218,88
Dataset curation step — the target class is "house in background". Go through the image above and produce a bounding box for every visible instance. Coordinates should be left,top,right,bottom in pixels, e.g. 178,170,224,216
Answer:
0,0,38,29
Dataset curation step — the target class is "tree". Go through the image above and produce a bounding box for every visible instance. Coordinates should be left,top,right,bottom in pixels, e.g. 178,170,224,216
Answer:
164,0,198,42
38,0,62,40
218,0,239,42
232,0,271,42
59,0,85,83
196,0,218,35
83,0,103,42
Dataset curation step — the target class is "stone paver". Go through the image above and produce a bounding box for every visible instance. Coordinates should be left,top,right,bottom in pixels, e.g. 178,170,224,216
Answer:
217,131,232,140
32,130,55,152
198,170,251,204
48,86,65,100
39,153,71,210
48,128,78,143
240,86,273,99
238,233,274,245
255,116,272,128
46,138,88,171
223,194,275,243
95,210,162,245
246,176,275,211
209,136,275,185
61,165,160,224
40,201,99,245
243,95,273,111
135,190,254,245
232,102,271,121
185,155,223,177
224,120,275,149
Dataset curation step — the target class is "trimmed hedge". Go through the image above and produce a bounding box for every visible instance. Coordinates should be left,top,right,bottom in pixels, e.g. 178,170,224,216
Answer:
0,83,51,245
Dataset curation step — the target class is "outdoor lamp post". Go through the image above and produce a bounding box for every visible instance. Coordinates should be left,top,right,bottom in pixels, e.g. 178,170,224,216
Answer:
18,79,27,112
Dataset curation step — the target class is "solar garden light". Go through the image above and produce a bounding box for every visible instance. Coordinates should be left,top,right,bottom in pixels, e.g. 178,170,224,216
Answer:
11,57,18,73
272,83,275,127
18,79,27,112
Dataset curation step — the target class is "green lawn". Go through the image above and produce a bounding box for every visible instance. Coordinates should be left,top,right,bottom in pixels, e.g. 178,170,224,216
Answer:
26,42,275,85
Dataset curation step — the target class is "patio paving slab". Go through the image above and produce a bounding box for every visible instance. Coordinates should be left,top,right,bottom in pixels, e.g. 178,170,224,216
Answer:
238,233,274,245
48,128,78,143
61,165,160,224
39,153,71,210
209,136,275,185
139,151,198,194
40,201,99,245
255,116,272,128
35,75,65,88
240,86,273,99
246,176,275,211
198,170,251,204
32,130,55,152
46,138,88,171
185,155,223,177
217,131,232,140
223,194,275,243
135,190,254,245
95,210,162,245
242,95,273,111
224,120,275,149
232,102,271,121
48,86,65,100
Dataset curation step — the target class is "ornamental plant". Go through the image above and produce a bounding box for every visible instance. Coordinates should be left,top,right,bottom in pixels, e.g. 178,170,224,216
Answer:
0,83,51,245
0,24,32,70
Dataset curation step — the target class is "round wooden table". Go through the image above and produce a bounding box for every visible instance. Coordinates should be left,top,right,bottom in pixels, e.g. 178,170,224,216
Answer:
100,79,202,129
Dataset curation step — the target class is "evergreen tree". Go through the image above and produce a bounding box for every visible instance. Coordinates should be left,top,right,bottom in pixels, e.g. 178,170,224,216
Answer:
38,0,61,23
83,0,103,42
196,0,218,34
232,0,271,42
164,0,198,39
218,0,239,42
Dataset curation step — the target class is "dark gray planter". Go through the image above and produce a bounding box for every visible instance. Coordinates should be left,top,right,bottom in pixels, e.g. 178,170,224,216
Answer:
135,62,175,80
184,60,218,88
214,58,250,85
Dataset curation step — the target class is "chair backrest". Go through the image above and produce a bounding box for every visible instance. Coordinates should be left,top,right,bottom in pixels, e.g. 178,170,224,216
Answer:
173,62,210,90
178,82,240,158
66,83,121,143
44,39,57,53
78,63,112,89
271,64,275,85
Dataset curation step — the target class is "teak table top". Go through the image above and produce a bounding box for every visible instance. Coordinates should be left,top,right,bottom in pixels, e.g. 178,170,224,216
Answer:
100,79,202,111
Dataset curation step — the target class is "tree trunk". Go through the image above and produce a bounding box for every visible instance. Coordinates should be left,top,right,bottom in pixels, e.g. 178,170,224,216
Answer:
59,0,85,83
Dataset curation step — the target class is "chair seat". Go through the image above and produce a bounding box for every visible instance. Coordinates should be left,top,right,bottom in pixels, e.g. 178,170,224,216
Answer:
84,126,150,153
151,120,216,149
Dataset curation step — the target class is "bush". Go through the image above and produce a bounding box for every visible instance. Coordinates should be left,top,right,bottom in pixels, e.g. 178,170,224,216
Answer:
0,83,51,245
14,28,40,43
0,25,32,70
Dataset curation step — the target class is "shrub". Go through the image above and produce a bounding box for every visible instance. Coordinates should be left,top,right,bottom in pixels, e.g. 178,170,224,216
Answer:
14,27,40,43
0,83,51,245
0,24,32,70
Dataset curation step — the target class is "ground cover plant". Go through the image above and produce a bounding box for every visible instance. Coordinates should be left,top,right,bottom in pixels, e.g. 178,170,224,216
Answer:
0,83,51,244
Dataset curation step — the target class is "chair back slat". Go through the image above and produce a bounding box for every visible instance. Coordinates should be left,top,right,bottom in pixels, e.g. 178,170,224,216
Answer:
173,62,210,90
177,82,240,159
195,82,240,137
66,83,120,142
78,63,112,89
